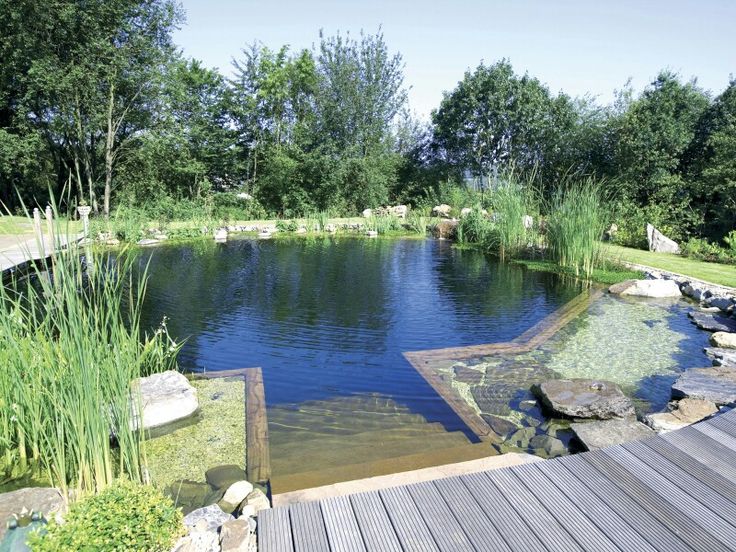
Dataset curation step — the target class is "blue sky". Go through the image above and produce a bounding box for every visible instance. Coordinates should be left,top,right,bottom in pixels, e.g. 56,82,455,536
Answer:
174,0,735,118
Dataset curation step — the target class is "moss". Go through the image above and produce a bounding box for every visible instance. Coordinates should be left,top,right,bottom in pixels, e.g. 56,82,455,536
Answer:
144,377,246,490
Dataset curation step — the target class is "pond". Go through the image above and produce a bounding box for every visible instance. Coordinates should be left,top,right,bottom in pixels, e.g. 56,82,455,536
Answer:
138,237,710,491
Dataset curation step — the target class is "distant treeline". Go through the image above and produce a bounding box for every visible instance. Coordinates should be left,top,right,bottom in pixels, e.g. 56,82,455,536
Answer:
1,0,734,242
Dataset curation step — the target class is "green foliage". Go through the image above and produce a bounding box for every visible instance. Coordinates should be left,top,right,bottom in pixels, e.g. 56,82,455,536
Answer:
28,480,184,551
489,178,534,260
367,215,403,235
681,237,736,265
0,217,180,497
456,207,493,246
546,179,607,279
514,259,643,286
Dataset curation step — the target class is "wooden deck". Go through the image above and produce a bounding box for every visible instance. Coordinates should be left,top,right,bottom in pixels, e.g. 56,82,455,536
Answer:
258,407,736,551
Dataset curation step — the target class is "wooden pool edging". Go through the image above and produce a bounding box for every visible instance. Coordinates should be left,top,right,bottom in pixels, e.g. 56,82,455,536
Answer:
404,288,604,440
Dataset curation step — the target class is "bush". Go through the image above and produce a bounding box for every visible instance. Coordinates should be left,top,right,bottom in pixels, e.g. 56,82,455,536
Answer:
29,480,185,552
682,237,736,264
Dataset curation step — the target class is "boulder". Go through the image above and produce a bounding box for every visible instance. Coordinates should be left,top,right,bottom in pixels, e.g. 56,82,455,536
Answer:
607,280,637,295
239,489,270,516
460,207,472,218
172,530,220,552
214,228,228,242
644,412,689,433
529,434,567,457
644,398,717,433
705,347,736,367
218,481,253,514
522,215,534,229
136,238,160,247
389,205,408,219
362,208,373,218
0,487,65,540
431,220,458,240
205,465,247,490
532,379,635,420
672,366,736,405
130,370,198,431
571,419,655,451
706,296,736,313
604,224,618,241
682,284,710,302
646,223,680,254
689,311,736,333
183,504,233,533
711,332,736,349
432,204,452,218
618,279,682,298
220,518,257,552
365,230,378,238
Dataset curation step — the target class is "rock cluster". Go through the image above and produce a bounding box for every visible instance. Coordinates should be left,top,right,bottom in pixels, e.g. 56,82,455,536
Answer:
172,475,268,552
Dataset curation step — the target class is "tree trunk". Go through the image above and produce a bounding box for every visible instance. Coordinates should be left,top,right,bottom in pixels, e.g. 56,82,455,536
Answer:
104,83,115,218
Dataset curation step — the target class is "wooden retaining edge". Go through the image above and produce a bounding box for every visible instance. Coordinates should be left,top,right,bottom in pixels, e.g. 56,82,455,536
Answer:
191,367,271,488
403,288,604,441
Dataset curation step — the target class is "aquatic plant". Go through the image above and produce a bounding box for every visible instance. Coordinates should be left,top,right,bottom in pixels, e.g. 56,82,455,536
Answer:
545,178,607,279
0,215,180,498
367,215,403,234
488,176,536,260
456,206,493,246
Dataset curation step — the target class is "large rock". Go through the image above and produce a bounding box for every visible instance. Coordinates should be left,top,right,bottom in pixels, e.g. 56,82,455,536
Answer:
0,487,65,540
172,529,220,552
618,279,682,298
220,518,257,552
239,489,270,516
432,204,452,218
706,296,736,313
571,419,655,450
705,347,736,367
131,370,198,431
205,465,247,490
183,504,233,532
431,220,458,240
672,366,736,405
644,412,690,432
688,311,736,333
532,379,635,420
711,332,736,349
644,397,718,433
607,280,637,295
388,205,408,219
647,223,680,254
218,481,253,514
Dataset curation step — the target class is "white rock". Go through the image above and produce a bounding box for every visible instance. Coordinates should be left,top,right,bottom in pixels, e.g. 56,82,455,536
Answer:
183,504,233,532
241,489,270,515
214,228,228,242
365,230,378,238
130,371,198,431
218,481,253,513
220,518,257,552
711,332,736,349
522,215,534,229
236,192,253,201
646,223,680,254
432,204,452,218
388,205,408,219
362,208,373,218
460,207,472,217
644,412,689,432
136,238,160,247
620,279,682,298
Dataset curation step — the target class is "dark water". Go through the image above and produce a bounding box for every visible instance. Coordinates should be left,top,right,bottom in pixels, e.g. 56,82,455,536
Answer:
138,237,582,417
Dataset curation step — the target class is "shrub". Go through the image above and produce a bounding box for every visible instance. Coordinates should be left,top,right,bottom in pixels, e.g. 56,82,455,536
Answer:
28,480,185,552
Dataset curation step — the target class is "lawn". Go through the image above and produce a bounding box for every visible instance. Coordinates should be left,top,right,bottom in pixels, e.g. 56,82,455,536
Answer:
605,244,736,288
0,215,33,235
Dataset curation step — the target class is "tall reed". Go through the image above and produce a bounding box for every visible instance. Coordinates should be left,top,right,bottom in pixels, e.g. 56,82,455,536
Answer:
0,217,179,499
489,177,535,260
545,178,607,279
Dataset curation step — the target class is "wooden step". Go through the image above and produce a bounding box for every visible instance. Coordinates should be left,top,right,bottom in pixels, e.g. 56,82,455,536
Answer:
270,441,495,495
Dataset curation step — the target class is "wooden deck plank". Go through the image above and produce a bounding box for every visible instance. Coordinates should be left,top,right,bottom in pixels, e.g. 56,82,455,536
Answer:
379,486,439,552
485,469,585,551
289,501,330,552
705,415,736,438
509,463,619,552
258,507,294,552
431,477,512,552
320,495,367,552
555,455,693,552
536,460,659,552
245,367,271,485
625,439,736,509
694,423,736,452
580,451,730,552
459,472,547,552
663,427,736,482
405,481,475,552
603,446,736,546
349,491,402,552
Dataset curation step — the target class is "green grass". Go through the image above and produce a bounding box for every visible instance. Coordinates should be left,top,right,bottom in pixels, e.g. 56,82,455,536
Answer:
605,244,736,288
512,258,643,286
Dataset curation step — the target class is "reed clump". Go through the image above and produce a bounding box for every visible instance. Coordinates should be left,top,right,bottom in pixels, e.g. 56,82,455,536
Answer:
0,222,179,499
545,178,607,279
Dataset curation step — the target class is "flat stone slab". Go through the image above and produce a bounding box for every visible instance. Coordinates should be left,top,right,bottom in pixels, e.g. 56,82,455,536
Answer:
689,311,736,332
131,370,199,431
705,347,736,367
672,366,736,405
618,279,682,298
711,332,736,349
453,365,484,385
571,419,655,450
532,378,635,419
0,487,65,540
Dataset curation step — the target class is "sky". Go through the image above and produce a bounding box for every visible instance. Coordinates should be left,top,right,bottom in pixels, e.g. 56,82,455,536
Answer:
173,0,736,119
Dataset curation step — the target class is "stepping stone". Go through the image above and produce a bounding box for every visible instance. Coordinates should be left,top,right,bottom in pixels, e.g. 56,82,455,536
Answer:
571,419,655,451
689,311,736,333
672,366,736,405
705,347,736,367
532,378,635,419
